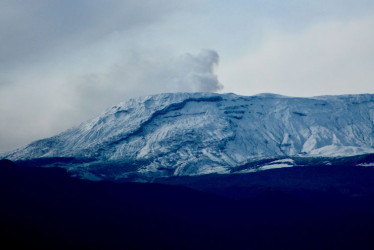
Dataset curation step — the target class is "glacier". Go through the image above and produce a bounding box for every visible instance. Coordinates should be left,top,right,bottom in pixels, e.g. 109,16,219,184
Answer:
2,92,374,180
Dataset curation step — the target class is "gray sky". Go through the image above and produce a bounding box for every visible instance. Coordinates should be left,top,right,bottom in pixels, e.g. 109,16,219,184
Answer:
1,0,374,152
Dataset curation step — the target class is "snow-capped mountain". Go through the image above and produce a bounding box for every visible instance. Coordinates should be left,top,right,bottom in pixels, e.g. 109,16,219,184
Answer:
3,92,374,180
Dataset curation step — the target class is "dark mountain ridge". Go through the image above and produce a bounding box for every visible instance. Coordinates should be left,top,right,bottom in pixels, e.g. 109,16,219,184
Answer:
2,159,374,249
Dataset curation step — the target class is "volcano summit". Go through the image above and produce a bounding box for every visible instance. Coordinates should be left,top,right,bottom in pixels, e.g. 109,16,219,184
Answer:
2,92,374,180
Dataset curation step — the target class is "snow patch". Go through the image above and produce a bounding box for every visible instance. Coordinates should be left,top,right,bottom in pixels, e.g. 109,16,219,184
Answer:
259,163,294,171
270,158,295,164
309,145,374,157
357,163,374,167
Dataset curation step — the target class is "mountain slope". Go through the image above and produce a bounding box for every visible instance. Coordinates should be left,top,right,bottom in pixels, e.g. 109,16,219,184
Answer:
3,92,374,179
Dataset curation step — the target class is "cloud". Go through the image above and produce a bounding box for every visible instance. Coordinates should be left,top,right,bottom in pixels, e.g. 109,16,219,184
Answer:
220,13,374,97
0,0,213,152
0,48,222,153
72,49,222,115
0,0,204,78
